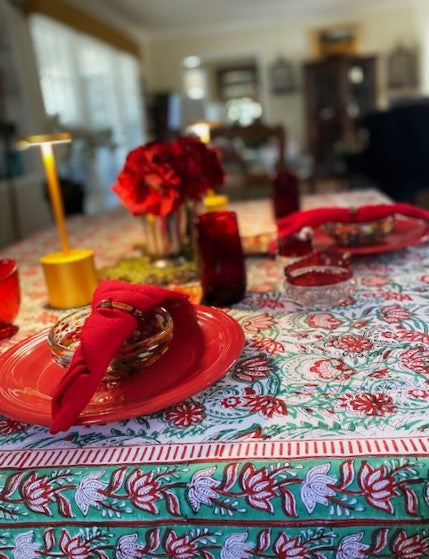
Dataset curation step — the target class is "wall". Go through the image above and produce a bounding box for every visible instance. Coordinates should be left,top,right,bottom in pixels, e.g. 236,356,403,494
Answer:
145,4,419,153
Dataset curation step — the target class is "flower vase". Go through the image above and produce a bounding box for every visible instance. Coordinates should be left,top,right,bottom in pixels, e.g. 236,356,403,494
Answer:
142,207,186,259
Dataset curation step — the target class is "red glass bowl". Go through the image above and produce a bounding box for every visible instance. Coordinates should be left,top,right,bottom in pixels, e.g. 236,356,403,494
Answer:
48,306,173,381
283,251,356,307
323,217,394,246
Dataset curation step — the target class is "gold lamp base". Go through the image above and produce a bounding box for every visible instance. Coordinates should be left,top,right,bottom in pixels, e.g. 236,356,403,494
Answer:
40,248,98,309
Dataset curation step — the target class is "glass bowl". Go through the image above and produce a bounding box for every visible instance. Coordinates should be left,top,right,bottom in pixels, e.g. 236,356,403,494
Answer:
48,305,173,381
283,251,356,307
323,216,394,246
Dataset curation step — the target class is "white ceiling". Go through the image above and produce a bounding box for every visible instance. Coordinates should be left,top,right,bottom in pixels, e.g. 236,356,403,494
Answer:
102,0,409,37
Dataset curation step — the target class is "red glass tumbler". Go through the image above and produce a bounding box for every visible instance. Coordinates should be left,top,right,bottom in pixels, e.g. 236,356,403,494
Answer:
0,259,20,340
272,170,300,220
195,211,246,306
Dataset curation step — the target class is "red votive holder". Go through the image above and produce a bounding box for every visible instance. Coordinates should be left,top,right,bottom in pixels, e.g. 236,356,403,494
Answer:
195,211,246,307
0,259,20,340
272,170,300,220
283,250,356,307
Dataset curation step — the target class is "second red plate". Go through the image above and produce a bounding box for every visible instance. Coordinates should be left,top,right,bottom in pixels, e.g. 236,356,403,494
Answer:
314,217,429,256
0,305,245,427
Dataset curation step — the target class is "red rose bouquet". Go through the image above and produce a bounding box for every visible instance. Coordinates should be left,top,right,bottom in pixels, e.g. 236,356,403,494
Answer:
113,136,224,217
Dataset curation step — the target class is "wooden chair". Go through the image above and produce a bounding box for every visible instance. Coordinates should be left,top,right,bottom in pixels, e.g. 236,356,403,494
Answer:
211,121,286,198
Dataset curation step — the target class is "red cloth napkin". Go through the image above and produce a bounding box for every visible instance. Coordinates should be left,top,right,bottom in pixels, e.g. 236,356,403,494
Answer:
277,203,429,238
50,280,190,434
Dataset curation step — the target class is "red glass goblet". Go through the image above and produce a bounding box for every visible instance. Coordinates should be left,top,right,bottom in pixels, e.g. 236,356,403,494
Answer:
0,259,20,340
272,170,300,220
195,211,246,307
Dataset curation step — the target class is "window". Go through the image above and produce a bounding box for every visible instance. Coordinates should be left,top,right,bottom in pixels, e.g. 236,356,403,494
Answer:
30,15,146,212
216,64,262,126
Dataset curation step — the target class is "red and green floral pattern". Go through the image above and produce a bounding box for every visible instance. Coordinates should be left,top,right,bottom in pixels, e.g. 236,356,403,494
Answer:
1,191,428,554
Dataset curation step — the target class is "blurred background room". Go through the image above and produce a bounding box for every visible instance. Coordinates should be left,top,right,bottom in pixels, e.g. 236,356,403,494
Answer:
1,0,429,248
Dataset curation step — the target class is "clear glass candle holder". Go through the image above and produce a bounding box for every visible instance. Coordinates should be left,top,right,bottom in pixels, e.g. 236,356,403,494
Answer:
48,305,173,381
284,250,356,307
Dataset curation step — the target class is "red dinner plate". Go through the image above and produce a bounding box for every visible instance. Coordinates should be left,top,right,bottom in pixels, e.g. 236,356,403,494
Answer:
0,305,244,426
314,217,429,256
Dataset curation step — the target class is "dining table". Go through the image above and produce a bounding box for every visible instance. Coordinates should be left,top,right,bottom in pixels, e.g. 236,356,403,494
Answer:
0,187,428,558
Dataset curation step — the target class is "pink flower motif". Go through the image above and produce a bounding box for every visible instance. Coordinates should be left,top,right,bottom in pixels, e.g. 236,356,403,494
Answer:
74,471,107,515
358,461,398,513
307,313,342,329
221,396,242,409
233,355,273,383
164,531,198,559
240,463,277,512
408,389,429,398
126,469,162,513
347,392,396,416
392,531,429,559
419,274,429,284
0,418,26,435
12,531,39,559
220,533,253,559
242,390,287,418
116,534,143,559
249,337,285,354
186,466,220,512
273,533,310,559
380,304,411,323
59,530,91,559
309,358,355,381
164,402,205,428
400,347,429,375
243,313,275,333
21,473,55,515
300,463,337,513
362,275,388,287
332,335,372,353
336,532,369,559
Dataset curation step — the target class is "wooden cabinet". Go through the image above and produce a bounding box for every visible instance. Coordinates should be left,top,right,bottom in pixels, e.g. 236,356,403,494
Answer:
304,55,377,177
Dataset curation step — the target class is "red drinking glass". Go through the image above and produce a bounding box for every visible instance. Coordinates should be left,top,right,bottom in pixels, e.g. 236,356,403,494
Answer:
195,211,246,306
0,259,20,340
272,170,300,220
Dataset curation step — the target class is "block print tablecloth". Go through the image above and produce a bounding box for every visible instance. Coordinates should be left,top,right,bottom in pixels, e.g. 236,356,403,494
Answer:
0,190,428,558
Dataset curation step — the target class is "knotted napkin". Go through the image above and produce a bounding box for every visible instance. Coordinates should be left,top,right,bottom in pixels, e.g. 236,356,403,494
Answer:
50,280,190,434
277,203,429,238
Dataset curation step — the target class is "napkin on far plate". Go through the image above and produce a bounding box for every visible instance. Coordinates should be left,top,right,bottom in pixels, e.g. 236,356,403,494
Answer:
50,280,191,434
277,203,429,238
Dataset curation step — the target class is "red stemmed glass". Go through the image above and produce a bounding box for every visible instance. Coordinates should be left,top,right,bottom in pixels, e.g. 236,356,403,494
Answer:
195,211,246,307
0,259,20,340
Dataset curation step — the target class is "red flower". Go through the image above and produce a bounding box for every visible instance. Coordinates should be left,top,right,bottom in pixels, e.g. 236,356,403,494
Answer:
273,533,310,559
243,313,275,333
126,469,162,513
392,531,429,559
21,473,55,515
59,530,91,559
164,531,198,559
233,355,274,383
221,396,242,408
310,358,355,381
243,390,287,418
113,137,224,217
400,347,429,375
408,389,429,398
240,463,277,512
307,313,342,329
0,418,26,435
358,461,398,513
380,304,411,323
164,402,205,427
171,136,224,200
332,335,372,353
348,392,396,416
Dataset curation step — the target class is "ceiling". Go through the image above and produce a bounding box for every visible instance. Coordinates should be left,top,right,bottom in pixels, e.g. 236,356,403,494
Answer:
103,0,408,37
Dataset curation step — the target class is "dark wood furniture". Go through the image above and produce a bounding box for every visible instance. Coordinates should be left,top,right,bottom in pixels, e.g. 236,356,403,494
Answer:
304,55,377,178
